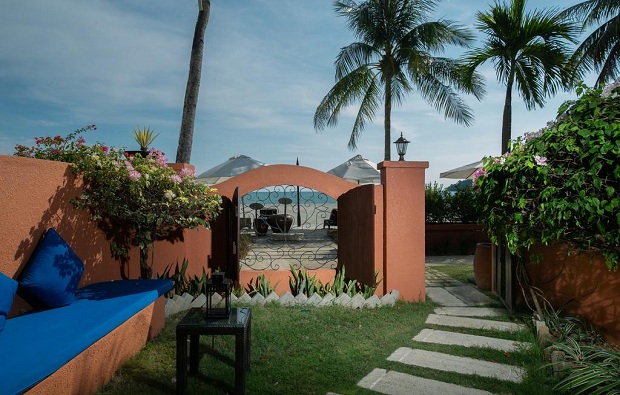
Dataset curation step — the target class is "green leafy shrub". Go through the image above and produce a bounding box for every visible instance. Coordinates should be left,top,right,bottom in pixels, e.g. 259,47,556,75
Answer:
425,182,482,223
288,265,380,297
15,125,96,162
15,126,222,278
425,182,450,223
156,259,208,298
476,82,620,269
246,274,279,297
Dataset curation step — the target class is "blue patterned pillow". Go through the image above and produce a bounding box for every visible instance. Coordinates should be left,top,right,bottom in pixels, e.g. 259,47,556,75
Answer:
0,272,18,333
18,228,84,308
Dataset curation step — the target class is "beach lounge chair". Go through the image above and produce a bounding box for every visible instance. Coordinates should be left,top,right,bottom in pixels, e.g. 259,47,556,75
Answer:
323,208,337,229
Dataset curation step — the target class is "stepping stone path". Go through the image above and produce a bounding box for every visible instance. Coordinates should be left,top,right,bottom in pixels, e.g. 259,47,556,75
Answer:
330,265,534,395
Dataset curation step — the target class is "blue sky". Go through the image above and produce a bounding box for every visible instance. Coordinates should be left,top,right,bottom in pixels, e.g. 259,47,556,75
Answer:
1,0,593,186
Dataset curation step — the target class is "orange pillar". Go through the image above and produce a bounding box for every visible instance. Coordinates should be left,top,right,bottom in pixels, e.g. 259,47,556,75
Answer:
378,161,429,302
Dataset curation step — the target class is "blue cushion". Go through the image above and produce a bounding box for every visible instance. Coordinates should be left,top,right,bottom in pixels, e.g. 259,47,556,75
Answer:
0,273,18,334
18,228,85,308
0,279,172,394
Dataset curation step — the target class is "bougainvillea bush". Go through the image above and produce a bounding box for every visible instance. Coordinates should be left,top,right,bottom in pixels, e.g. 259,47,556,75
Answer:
15,127,221,278
475,81,620,270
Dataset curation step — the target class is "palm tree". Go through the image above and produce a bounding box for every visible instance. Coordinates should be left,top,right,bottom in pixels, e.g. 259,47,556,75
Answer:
314,0,485,161
463,0,580,154
176,0,211,164
561,0,620,86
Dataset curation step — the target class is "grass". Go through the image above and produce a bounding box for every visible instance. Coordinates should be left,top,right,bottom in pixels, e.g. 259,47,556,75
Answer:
430,264,475,284
96,297,558,394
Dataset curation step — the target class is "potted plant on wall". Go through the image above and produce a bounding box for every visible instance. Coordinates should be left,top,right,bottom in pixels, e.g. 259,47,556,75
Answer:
128,126,160,157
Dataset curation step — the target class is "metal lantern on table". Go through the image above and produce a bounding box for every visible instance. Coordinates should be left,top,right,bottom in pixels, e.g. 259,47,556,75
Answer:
204,276,232,319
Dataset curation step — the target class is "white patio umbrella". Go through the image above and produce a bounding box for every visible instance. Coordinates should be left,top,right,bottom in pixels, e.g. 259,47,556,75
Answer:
439,160,484,179
327,154,381,184
196,154,267,184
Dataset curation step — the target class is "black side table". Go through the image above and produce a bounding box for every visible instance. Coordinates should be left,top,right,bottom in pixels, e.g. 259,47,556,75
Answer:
176,307,252,395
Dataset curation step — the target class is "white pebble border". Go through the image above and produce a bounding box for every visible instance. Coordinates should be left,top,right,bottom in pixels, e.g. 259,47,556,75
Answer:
164,289,400,318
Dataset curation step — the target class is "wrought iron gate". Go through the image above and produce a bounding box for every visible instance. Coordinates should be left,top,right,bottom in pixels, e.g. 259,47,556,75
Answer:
239,184,338,271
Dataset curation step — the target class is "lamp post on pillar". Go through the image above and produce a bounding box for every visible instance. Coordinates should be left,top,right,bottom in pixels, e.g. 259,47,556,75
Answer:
394,133,410,161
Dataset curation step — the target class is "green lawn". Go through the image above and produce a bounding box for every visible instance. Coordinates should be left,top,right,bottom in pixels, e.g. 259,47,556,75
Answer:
430,264,475,283
97,298,557,394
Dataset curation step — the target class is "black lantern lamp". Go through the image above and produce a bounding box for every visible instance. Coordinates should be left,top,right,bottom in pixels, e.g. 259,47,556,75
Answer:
205,277,232,319
394,132,410,161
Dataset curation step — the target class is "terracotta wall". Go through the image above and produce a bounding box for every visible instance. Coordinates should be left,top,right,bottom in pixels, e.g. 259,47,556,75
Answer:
213,162,429,302
3,156,431,304
524,244,620,345
0,155,211,313
379,161,429,302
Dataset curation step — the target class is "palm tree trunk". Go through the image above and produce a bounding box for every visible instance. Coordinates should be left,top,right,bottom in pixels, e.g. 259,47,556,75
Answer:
501,78,513,155
176,0,211,164
384,75,392,161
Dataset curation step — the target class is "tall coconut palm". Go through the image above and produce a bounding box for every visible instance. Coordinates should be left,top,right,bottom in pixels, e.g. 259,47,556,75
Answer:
463,0,580,154
561,0,620,86
314,0,485,161
176,0,211,164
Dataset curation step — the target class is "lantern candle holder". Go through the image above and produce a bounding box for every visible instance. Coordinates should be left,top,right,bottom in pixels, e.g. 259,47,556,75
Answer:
204,278,232,319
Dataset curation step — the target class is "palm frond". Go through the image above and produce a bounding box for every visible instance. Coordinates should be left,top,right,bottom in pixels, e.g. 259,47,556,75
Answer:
412,67,475,126
314,66,377,130
349,77,382,149
335,42,378,80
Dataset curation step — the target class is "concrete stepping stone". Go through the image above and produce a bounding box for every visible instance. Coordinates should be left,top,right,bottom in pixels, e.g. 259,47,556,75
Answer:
387,347,525,383
434,307,506,317
413,329,531,352
426,314,526,332
445,286,494,306
426,287,467,306
357,368,492,395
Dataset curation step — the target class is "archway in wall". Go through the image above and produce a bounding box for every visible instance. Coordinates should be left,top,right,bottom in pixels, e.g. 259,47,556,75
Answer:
214,165,359,272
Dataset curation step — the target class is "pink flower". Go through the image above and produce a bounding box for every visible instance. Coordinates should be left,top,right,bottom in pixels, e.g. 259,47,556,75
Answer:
493,157,506,164
535,156,547,166
128,170,142,181
472,168,486,180
102,146,109,154
148,148,168,167
179,168,196,178
170,175,182,184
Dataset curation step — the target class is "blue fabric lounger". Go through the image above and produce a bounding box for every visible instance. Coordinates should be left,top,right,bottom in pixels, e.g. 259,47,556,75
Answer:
0,279,172,395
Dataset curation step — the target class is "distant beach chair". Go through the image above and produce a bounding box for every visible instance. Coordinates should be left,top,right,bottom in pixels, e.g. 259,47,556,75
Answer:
323,208,337,229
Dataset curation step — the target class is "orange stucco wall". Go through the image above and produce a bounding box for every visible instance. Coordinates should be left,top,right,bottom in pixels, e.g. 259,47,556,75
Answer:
524,244,620,346
379,161,429,301
0,155,212,295
1,155,178,393
213,161,429,302
2,155,430,307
